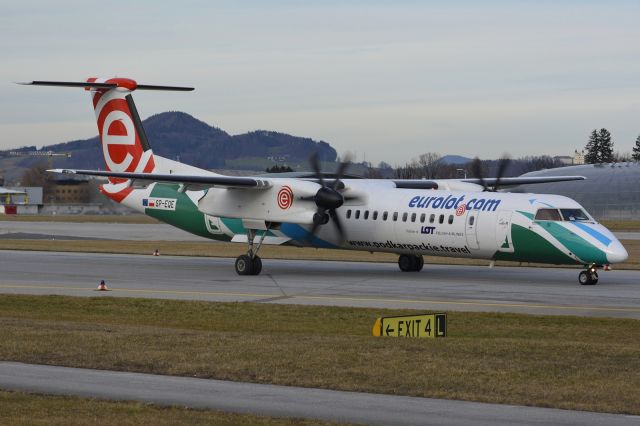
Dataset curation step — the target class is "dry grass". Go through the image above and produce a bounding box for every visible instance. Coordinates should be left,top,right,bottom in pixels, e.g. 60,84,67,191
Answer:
0,295,639,415
599,220,640,231
0,238,638,269
0,390,341,426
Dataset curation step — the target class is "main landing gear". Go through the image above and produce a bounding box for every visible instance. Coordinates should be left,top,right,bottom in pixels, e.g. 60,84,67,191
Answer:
235,229,266,276
398,254,424,272
578,264,599,285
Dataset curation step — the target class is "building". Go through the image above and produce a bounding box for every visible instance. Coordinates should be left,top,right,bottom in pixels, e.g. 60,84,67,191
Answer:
0,186,43,214
513,162,640,220
573,150,585,165
53,179,90,204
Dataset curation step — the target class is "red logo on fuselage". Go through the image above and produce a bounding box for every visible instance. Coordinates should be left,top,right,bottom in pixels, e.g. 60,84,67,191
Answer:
456,203,467,216
277,186,293,209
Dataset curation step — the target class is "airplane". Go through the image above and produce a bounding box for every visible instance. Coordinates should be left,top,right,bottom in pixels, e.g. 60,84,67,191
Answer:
21,77,628,285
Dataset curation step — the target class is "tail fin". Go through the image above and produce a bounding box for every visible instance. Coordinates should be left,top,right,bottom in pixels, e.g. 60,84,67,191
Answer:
87,77,155,175
21,78,193,202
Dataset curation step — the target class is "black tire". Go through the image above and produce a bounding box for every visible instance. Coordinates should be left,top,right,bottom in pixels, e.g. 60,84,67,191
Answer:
398,254,413,272
414,255,424,272
252,256,262,275
579,270,598,285
578,271,590,285
235,255,254,276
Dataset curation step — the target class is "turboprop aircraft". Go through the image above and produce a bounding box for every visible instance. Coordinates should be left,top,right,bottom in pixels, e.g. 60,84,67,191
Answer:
22,77,628,285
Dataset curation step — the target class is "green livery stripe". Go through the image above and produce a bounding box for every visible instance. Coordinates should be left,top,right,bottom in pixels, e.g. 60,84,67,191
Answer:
514,210,608,265
494,224,577,265
536,221,608,265
146,184,231,241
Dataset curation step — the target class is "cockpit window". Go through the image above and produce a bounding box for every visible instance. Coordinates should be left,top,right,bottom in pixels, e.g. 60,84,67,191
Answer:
534,208,562,221
560,208,590,221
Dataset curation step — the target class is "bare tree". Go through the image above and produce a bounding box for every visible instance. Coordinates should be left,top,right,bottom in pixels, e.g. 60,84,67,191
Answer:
20,161,55,199
417,152,443,179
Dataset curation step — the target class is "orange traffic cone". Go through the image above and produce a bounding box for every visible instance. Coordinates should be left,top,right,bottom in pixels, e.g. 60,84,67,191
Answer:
97,280,108,291
153,249,160,256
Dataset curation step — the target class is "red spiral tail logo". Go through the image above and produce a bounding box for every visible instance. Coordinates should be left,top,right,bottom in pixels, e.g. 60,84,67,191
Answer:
455,203,467,216
277,186,293,210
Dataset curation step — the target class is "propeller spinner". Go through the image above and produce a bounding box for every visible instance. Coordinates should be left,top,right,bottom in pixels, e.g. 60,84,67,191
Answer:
307,153,352,241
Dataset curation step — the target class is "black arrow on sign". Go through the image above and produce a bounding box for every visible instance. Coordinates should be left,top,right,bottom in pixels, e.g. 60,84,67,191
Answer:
385,324,395,335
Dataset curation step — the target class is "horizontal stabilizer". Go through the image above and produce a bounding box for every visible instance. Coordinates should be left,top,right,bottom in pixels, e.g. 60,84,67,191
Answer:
18,81,194,91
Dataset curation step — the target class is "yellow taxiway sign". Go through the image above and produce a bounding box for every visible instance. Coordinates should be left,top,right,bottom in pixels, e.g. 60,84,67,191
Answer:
373,313,446,338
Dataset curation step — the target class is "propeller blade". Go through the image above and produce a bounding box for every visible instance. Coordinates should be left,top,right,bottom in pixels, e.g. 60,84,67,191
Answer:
493,156,511,192
309,152,325,187
471,157,488,191
329,209,346,241
331,154,352,190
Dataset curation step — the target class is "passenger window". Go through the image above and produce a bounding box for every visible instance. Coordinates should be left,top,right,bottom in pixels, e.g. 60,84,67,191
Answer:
402,212,408,222
429,214,435,224
439,214,444,224
355,210,360,219
420,213,426,223
346,209,352,219
535,208,561,221
383,211,388,221
364,210,369,220
373,211,378,220
411,213,416,222
393,212,398,221
448,215,454,224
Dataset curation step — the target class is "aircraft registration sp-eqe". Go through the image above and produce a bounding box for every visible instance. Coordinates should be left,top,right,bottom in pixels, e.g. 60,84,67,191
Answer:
22,77,628,285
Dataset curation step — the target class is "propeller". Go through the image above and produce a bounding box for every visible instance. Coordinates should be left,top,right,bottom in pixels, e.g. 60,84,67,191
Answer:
307,153,352,242
471,156,511,192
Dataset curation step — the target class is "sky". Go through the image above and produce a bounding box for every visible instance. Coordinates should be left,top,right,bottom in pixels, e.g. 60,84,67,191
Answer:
1,1,639,165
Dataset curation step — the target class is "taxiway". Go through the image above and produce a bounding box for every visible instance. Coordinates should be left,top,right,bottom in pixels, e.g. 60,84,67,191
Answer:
1,250,638,318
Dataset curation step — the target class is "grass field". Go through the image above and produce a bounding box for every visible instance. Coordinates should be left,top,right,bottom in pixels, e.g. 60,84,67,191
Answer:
1,295,638,415
0,391,342,426
0,238,637,270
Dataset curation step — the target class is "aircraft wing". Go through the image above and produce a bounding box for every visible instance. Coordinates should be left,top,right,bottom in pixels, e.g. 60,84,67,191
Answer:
49,169,272,189
461,176,586,186
391,176,585,190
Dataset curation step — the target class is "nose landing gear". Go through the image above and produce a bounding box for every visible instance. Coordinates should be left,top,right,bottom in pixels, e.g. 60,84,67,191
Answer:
578,264,599,285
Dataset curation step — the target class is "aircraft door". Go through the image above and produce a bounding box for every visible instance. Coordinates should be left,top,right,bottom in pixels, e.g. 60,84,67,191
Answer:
495,210,514,253
465,210,480,249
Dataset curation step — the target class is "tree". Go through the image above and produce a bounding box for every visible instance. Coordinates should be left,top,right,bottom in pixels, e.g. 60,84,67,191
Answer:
598,128,614,163
417,152,443,179
584,129,599,164
20,161,55,200
633,135,640,161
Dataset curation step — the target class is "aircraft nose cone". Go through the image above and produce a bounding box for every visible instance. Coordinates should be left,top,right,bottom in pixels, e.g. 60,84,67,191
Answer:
607,240,628,264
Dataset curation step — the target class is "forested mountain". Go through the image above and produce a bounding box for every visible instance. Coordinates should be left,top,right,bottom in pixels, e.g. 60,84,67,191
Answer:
7,111,337,171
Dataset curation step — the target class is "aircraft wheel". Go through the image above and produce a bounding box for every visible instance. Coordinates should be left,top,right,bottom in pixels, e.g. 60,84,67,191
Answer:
252,256,262,275
398,254,413,272
578,271,590,285
579,270,598,285
235,255,254,276
399,254,422,272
